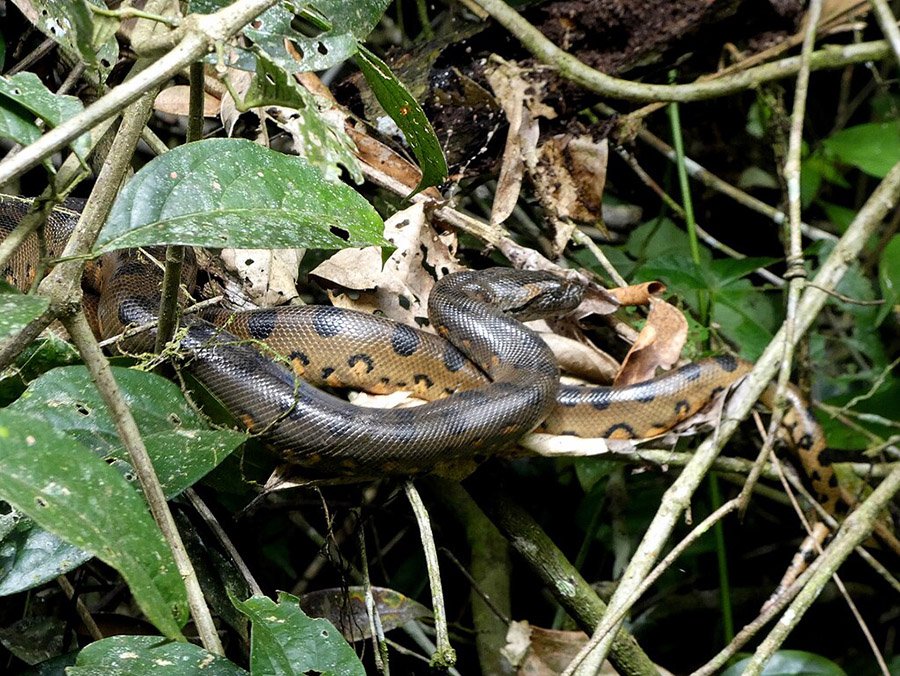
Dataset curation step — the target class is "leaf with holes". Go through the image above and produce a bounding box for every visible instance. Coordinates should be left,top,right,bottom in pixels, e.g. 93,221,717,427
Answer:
356,45,448,194
191,0,390,72
12,1,117,82
0,72,90,158
235,50,362,183
70,635,248,675
0,409,187,638
233,592,365,675
96,138,386,251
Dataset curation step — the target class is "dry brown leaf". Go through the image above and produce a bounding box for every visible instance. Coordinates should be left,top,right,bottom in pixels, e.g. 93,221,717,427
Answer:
153,85,220,117
346,125,443,199
608,281,667,307
615,298,688,386
531,134,610,254
486,61,541,226
310,203,461,326
502,621,618,675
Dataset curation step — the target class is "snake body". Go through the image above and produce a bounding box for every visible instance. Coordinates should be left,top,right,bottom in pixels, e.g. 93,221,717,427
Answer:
0,196,838,510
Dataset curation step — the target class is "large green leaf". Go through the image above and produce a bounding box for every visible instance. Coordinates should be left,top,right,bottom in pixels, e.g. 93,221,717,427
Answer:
10,365,247,480
96,139,385,251
356,45,448,193
0,366,244,598
0,409,187,638
69,635,247,676
0,72,90,158
823,121,900,178
233,592,365,676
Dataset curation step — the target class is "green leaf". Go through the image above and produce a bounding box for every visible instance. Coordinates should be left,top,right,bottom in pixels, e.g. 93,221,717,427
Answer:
823,121,900,178
721,650,846,675
13,1,117,82
0,513,90,596
0,409,187,638
0,72,90,158
878,235,900,325
96,138,385,251
0,293,50,342
355,45,448,193
233,592,365,676
0,96,41,149
819,201,856,232
0,364,245,597
10,366,246,492
70,635,247,675
192,0,390,72
708,257,779,285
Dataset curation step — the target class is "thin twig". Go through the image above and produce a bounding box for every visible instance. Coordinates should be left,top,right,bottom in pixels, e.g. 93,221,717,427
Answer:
870,0,900,66
404,481,456,668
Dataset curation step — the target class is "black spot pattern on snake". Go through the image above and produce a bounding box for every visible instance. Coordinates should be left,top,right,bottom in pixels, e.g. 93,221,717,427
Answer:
810,469,822,482
391,324,420,357
348,353,375,373
714,354,739,372
312,306,343,338
604,422,636,438
674,399,691,416
322,367,335,380
414,374,434,389
247,309,277,340
637,391,656,404
827,474,839,488
442,344,466,372
289,350,310,366
591,399,611,411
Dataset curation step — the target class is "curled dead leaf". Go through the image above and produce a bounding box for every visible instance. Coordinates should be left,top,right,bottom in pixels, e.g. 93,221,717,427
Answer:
608,281,667,307
615,298,688,386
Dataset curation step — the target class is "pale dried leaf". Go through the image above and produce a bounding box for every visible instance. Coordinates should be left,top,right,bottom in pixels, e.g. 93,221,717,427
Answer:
520,433,612,457
615,298,687,386
311,203,461,326
153,85,220,117
538,330,618,383
486,62,541,226
219,248,302,306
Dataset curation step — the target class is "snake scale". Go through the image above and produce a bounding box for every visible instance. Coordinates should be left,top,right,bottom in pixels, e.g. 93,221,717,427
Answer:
0,196,839,511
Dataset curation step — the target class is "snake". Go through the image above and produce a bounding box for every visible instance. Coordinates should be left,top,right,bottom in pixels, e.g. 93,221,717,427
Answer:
0,195,839,512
